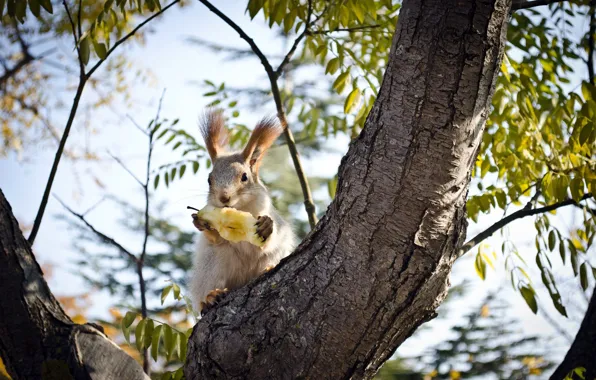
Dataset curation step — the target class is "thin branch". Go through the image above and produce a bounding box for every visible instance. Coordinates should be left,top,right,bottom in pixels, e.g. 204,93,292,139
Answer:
198,0,318,229
107,151,144,187
138,89,165,375
28,1,89,245
274,0,313,79
28,0,179,245
86,0,180,78
307,24,381,35
196,0,275,74
459,193,594,257
512,0,571,11
64,1,85,76
54,195,138,263
126,114,148,135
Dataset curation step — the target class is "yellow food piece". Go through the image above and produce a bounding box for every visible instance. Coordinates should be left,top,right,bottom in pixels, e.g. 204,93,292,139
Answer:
197,206,264,247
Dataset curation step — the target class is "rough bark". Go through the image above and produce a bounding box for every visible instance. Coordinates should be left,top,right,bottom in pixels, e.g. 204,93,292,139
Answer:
0,189,148,380
550,288,596,380
185,0,511,378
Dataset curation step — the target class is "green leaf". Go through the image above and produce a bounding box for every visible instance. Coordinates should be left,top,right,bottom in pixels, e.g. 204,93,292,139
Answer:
173,368,184,380
474,250,487,280
325,58,340,75
93,40,107,60
344,88,361,114
520,286,538,314
15,0,25,22
161,284,173,305
178,332,187,362
163,324,174,361
332,72,350,94
192,161,199,174
579,122,593,146
173,283,181,300
327,177,337,199
144,319,154,349
580,262,589,291
122,311,137,329
151,325,162,361
135,319,146,351
80,37,91,66
179,164,186,178
165,171,169,187
28,0,40,17
548,230,556,251
154,174,159,189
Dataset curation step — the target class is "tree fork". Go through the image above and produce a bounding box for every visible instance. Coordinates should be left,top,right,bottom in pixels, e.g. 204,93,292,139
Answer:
185,0,512,378
0,190,148,380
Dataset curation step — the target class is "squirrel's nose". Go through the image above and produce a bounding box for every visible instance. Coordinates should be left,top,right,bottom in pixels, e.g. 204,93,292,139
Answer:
219,195,231,205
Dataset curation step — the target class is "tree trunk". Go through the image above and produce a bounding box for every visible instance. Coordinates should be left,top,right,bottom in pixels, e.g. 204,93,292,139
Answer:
550,288,596,380
185,0,511,378
0,190,148,380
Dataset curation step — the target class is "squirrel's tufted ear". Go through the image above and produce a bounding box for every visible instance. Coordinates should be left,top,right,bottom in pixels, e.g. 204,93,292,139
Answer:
200,109,229,160
242,117,282,173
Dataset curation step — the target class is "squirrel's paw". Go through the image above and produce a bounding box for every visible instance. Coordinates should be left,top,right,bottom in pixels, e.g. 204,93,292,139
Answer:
200,288,228,314
263,265,274,273
255,215,273,242
192,213,212,231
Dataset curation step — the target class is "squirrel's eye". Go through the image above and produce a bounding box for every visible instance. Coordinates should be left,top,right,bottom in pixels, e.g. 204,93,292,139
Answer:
241,173,248,182
208,177,212,186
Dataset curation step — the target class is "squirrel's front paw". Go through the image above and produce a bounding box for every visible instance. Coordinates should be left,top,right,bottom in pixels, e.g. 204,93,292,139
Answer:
255,215,273,242
200,288,228,314
192,213,212,231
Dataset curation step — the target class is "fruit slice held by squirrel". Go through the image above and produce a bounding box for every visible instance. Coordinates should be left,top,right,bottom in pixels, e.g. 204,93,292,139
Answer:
188,205,265,247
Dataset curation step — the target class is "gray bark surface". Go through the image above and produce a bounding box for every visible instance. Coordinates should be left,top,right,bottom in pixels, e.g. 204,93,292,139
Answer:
185,0,512,378
550,288,596,380
0,189,148,380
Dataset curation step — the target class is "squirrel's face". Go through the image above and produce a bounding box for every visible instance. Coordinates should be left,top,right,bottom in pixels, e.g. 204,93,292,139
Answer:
207,154,258,209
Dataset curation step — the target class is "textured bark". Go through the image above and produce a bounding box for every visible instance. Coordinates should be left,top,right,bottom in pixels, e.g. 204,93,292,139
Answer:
0,189,148,380
550,288,596,380
185,0,511,379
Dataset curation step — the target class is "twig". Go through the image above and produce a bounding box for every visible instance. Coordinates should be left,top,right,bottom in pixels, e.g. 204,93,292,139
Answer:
54,195,138,263
86,0,181,78
107,151,144,187
198,0,318,229
138,90,165,374
459,193,594,257
126,114,148,135
273,0,313,79
28,1,89,245
512,0,571,10
28,0,180,245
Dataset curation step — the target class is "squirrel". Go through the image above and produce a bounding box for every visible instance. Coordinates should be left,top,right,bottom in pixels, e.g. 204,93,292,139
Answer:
190,109,296,313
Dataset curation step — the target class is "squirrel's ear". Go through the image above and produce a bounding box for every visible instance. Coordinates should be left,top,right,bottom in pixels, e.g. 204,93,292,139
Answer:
242,117,282,173
200,109,229,160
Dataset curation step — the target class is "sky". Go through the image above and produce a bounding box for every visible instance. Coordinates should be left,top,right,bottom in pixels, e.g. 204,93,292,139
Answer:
0,1,592,377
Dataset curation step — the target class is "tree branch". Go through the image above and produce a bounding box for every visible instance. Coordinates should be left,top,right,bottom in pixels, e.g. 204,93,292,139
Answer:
197,0,318,229
0,190,149,380
459,193,594,256
54,195,139,263
27,0,180,245
512,0,570,10
108,151,144,187
28,1,89,245
273,0,313,79
85,0,181,78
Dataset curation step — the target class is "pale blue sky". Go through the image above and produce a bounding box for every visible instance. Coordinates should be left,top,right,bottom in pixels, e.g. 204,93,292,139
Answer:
0,1,590,374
